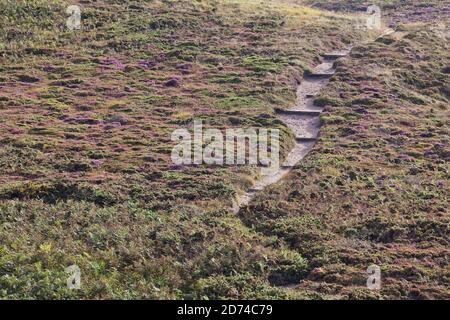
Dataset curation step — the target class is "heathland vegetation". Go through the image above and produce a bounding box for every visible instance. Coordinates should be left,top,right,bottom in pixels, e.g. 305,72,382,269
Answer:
0,0,448,299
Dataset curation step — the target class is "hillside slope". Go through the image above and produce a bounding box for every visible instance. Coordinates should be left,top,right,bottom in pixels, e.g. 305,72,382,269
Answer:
242,5,449,299
0,0,447,300
0,0,370,299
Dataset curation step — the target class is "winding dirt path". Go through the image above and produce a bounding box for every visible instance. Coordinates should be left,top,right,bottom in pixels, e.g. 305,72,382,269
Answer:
233,28,396,212
234,48,351,211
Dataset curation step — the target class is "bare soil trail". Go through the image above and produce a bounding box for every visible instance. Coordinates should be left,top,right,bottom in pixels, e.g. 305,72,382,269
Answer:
234,48,351,211
234,28,396,212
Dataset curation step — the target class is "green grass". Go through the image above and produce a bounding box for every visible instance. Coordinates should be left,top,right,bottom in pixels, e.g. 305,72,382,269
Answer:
0,0,447,300
0,0,369,299
242,22,449,299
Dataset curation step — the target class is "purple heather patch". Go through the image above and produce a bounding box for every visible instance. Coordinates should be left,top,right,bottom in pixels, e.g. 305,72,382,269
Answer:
138,59,158,69
91,159,104,167
165,76,183,87
9,128,24,134
97,57,126,70
64,117,104,125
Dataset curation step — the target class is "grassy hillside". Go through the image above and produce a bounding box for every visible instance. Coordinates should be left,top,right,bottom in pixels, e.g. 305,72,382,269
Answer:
241,17,449,299
0,0,447,300
0,0,371,299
